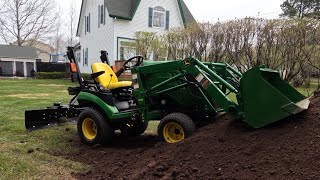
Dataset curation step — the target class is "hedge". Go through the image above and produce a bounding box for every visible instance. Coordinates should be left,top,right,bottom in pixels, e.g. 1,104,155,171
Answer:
35,72,94,80
35,72,69,79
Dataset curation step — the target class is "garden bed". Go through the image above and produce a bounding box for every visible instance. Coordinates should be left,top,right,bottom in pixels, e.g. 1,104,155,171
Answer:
59,92,320,179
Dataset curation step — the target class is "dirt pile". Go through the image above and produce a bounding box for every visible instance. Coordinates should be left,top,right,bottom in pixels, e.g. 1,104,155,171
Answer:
66,92,320,180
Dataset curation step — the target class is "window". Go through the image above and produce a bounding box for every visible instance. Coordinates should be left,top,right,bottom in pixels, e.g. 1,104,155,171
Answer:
149,7,169,29
98,5,100,27
83,48,88,66
86,16,89,32
85,14,91,33
101,5,104,24
118,38,136,60
87,16,89,32
120,41,136,60
85,48,88,66
98,5,104,27
153,6,165,28
83,49,85,63
77,52,81,62
85,16,87,34
88,13,90,32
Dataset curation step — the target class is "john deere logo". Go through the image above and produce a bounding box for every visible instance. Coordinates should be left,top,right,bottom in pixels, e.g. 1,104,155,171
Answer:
184,59,190,66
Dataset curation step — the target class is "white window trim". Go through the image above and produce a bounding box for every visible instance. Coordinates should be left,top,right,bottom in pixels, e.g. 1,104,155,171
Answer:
152,6,166,29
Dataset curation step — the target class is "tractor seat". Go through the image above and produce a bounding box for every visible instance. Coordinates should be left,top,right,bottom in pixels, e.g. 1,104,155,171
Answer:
91,63,132,90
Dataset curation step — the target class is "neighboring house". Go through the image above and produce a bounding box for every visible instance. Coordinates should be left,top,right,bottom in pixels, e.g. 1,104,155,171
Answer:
0,45,38,77
11,40,55,62
76,0,196,73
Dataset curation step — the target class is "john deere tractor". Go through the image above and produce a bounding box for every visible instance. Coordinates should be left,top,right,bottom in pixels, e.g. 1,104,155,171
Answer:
25,47,310,145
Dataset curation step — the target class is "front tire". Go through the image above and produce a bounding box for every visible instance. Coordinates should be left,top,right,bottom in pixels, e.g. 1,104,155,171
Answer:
77,108,114,145
158,113,196,143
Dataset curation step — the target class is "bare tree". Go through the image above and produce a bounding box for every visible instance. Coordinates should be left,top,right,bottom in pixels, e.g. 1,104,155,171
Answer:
224,19,247,72
67,0,79,46
49,7,67,53
134,17,320,89
188,23,211,61
0,0,57,45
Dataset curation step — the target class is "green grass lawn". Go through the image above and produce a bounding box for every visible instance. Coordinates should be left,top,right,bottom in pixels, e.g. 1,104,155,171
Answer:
0,79,87,179
0,78,318,179
295,78,319,97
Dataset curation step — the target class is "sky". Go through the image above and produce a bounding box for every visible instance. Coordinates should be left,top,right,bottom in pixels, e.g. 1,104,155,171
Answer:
55,0,284,22
0,0,284,44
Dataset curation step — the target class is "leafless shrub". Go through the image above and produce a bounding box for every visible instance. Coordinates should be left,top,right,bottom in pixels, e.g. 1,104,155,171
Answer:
134,18,320,87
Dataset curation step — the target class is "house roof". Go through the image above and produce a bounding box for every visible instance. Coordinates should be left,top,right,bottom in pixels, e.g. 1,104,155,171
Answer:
76,0,196,36
106,0,141,20
0,45,38,59
106,0,195,25
178,0,196,26
74,42,81,50
11,40,55,54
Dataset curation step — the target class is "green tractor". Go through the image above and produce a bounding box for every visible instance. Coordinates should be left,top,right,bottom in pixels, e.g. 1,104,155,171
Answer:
25,47,310,145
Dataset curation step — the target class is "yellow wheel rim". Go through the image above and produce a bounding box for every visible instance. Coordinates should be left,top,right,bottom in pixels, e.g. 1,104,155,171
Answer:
82,118,97,140
163,122,184,143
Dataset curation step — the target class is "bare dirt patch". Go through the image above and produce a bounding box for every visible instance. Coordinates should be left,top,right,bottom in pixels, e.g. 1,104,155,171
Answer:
55,92,320,179
6,93,50,99
37,84,68,87
55,90,68,93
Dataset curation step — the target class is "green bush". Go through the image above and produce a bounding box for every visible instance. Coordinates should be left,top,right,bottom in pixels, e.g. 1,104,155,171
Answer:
35,72,69,79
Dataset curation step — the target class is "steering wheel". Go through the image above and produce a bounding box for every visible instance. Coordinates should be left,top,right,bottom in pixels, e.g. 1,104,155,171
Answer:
123,56,144,70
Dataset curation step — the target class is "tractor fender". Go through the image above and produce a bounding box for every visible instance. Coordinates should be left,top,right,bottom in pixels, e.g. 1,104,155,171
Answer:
77,91,119,120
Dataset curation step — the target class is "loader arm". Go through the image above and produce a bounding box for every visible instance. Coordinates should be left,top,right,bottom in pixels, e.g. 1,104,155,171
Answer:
132,58,244,121
132,57,309,128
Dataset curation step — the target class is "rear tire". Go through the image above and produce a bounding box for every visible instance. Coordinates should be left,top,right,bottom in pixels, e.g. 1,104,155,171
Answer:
77,108,114,145
158,113,196,143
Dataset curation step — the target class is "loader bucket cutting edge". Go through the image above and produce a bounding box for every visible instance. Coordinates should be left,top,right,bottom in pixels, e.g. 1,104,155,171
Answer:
239,66,310,128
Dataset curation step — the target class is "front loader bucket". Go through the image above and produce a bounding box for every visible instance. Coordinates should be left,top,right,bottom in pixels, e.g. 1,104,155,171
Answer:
239,66,310,128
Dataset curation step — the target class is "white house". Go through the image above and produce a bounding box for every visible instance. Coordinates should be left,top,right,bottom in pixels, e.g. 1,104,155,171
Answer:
76,0,196,73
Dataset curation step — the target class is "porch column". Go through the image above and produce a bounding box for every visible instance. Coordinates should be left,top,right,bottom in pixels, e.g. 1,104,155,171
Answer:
23,61,27,77
13,61,16,76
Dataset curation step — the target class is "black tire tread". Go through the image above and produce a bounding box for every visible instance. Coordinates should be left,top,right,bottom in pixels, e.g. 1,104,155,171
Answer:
121,121,149,137
77,108,113,145
158,112,196,142
132,121,149,136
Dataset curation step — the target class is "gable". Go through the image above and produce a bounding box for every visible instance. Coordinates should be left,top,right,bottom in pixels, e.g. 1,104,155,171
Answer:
76,0,196,36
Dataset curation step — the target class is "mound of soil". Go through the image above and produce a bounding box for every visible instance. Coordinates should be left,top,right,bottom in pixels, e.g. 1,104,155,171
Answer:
64,92,320,179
